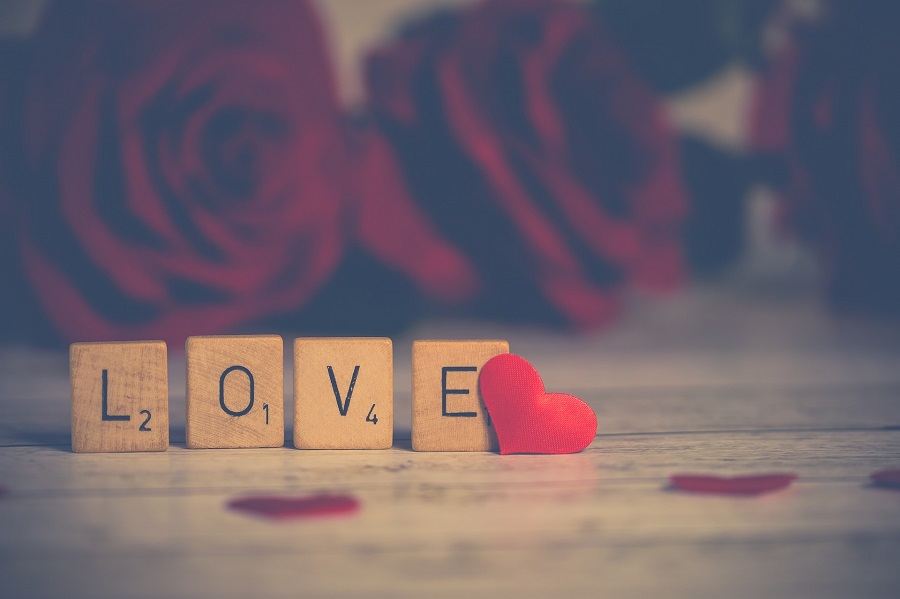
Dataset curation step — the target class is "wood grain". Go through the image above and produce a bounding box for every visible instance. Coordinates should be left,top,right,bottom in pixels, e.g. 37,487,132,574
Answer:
0,430,897,599
411,340,508,451
70,341,168,453
294,337,392,449
186,335,284,449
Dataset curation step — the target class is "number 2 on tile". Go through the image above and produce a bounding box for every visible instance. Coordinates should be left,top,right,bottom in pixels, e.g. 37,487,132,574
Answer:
139,410,152,432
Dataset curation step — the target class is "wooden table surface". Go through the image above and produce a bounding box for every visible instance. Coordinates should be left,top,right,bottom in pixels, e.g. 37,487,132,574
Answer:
1,283,899,599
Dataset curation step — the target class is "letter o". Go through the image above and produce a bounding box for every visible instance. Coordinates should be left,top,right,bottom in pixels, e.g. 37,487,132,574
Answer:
219,365,254,417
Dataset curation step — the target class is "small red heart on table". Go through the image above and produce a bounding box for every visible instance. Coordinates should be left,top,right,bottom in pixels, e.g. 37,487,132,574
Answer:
670,473,797,496
479,353,596,455
227,494,359,521
870,469,900,490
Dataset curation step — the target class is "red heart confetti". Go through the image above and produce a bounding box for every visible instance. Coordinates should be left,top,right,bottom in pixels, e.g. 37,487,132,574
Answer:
870,469,900,490
670,473,797,496
227,494,360,521
479,353,597,455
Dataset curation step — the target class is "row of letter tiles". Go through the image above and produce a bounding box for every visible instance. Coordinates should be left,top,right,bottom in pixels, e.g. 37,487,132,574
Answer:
70,337,508,453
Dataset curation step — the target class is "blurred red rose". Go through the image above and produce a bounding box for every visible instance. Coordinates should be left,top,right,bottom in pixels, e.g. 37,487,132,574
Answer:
349,127,479,304
751,2,900,313
365,0,688,328
14,0,345,344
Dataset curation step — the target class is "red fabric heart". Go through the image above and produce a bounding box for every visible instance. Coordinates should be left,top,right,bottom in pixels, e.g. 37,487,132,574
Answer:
479,353,597,455
870,469,900,490
670,473,797,496
227,494,359,520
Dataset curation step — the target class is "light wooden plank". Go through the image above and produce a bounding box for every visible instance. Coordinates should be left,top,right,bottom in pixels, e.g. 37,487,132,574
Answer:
1,462,899,598
0,430,897,494
4,536,899,599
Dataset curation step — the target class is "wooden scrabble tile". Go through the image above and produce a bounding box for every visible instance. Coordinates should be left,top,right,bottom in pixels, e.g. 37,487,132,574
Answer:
293,337,392,449
70,341,169,453
186,335,284,449
411,340,508,452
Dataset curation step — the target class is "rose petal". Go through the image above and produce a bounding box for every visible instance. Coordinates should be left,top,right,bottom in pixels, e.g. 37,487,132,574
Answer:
670,473,797,496
870,469,900,490
227,494,360,521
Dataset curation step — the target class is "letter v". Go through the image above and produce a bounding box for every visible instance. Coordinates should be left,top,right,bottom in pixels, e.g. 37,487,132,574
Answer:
328,365,360,417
